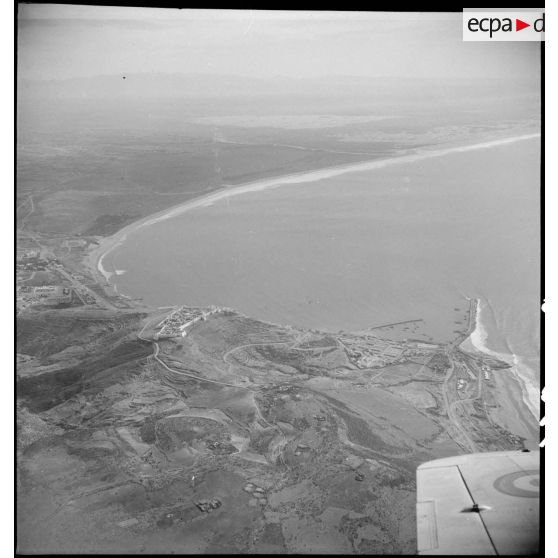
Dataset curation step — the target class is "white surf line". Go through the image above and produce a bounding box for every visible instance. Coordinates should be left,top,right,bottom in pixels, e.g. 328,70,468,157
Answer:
468,297,540,423
97,232,130,282
96,133,539,281
97,252,111,282
141,133,541,227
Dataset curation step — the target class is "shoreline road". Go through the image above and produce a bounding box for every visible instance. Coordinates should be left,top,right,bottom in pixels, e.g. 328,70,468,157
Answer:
55,266,117,310
442,352,478,453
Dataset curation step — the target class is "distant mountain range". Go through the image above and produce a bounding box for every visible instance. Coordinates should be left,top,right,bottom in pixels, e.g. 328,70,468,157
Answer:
18,72,539,102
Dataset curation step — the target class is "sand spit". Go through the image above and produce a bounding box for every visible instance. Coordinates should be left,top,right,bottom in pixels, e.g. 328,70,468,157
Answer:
86,132,540,283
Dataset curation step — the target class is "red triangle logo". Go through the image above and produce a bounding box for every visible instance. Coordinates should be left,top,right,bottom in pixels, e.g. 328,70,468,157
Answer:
516,19,530,31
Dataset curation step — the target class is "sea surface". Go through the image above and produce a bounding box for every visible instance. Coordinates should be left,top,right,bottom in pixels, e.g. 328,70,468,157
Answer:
106,138,540,417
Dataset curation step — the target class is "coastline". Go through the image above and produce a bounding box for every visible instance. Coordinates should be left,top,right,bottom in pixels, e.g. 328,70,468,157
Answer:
84,131,540,286
82,132,540,451
461,298,539,448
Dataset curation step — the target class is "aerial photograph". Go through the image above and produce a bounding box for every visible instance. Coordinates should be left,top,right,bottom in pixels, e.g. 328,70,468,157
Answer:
16,6,541,555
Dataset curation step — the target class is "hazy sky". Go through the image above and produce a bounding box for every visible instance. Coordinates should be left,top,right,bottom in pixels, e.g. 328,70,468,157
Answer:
18,5,540,82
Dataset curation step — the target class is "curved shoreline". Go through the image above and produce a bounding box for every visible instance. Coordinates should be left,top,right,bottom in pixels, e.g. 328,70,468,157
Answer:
472,299,539,420
83,132,540,444
85,131,540,284
460,298,539,443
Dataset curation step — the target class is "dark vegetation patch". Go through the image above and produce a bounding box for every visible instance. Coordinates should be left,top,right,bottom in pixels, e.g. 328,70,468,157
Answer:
17,340,151,412
320,471,377,513
248,429,275,453
155,416,225,452
292,417,310,430
256,345,304,366
377,470,411,489
217,143,366,184
254,344,327,376
82,214,139,236
340,514,375,549
19,127,368,237
260,522,285,546
17,313,146,359
428,353,450,374
64,443,116,459
297,335,338,349
140,417,156,443
335,408,393,453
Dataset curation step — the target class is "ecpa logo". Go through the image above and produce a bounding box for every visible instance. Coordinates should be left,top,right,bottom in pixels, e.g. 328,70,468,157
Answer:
463,10,545,41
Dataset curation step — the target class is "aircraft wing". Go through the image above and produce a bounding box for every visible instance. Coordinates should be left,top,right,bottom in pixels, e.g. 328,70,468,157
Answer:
416,450,539,555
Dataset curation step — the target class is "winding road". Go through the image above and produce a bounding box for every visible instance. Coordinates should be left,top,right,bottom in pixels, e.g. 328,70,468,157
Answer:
137,315,289,459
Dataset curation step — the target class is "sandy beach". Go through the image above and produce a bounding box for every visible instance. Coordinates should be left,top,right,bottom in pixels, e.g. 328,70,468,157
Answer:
85,132,540,284
83,132,540,452
460,300,539,448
